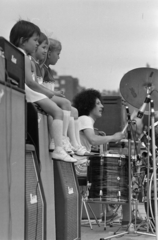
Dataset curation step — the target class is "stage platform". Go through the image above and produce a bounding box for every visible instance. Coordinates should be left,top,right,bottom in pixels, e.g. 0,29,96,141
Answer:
81,203,157,240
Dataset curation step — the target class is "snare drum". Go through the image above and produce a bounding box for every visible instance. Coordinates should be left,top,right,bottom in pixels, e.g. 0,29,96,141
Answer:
87,154,129,203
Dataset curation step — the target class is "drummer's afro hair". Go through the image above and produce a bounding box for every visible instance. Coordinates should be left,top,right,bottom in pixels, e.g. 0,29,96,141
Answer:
73,89,102,116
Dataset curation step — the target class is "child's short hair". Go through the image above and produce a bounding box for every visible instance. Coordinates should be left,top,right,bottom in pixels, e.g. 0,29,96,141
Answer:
10,20,40,47
39,32,49,45
48,38,62,52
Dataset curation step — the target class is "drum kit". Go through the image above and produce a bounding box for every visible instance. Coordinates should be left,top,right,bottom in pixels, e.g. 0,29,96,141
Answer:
85,68,158,240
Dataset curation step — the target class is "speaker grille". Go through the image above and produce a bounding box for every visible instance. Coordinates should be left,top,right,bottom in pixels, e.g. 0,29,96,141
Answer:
54,161,80,240
25,149,45,240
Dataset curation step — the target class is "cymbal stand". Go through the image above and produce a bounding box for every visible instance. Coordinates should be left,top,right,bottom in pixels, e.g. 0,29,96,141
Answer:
136,99,158,240
135,95,154,233
100,105,134,240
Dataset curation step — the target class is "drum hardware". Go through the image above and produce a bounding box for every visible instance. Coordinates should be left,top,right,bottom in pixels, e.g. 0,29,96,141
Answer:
100,157,104,165
133,100,157,237
100,68,158,240
87,160,90,166
100,190,103,197
118,159,122,166
117,190,121,202
139,121,158,154
135,100,158,238
87,181,91,189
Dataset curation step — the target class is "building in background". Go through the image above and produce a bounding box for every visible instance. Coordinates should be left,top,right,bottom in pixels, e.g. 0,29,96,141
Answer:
51,68,121,102
53,72,85,102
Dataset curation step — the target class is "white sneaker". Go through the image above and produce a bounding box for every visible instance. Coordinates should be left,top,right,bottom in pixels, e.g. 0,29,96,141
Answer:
51,148,77,163
74,158,88,166
62,136,74,154
49,139,55,152
74,145,91,156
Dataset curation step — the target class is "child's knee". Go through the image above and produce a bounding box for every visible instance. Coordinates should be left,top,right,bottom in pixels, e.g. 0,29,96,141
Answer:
61,99,71,110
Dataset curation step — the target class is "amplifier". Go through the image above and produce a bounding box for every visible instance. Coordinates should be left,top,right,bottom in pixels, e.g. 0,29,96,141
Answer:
0,82,25,239
54,161,81,240
27,103,56,239
25,144,46,240
0,37,25,90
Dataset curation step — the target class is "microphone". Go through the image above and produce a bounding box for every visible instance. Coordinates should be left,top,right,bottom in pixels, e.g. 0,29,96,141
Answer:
137,94,151,118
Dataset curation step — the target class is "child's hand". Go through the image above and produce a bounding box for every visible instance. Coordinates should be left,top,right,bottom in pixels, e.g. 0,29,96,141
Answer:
54,91,65,98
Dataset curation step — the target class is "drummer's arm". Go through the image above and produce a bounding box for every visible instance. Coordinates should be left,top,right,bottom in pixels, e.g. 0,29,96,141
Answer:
83,128,124,145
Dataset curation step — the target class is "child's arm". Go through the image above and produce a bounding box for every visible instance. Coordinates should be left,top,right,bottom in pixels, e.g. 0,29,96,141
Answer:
25,56,55,98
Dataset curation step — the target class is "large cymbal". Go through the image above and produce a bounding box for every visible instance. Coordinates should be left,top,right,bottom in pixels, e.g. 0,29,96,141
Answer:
120,68,158,111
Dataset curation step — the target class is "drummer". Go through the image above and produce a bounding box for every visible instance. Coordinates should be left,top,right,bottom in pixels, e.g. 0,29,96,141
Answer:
73,89,125,222
73,89,125,153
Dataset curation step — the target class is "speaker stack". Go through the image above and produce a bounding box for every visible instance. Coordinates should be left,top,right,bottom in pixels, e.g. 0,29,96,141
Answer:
25,144,46,240
0,38,25,239
27,103,56,239
0,37,81,240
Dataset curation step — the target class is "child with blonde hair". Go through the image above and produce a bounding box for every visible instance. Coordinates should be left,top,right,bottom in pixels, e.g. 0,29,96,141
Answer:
31,32,74,155
42,37,89,158
9,20,77,163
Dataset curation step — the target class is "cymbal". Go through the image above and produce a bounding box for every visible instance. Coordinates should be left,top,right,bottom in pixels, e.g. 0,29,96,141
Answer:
120,68,158,111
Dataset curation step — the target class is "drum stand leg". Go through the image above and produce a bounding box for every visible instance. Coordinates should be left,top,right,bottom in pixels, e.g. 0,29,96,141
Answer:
102,204,107,230
81,192,100,229
86,202,100,227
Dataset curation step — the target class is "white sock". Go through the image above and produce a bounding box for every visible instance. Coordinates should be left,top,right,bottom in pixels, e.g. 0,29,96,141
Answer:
68,117,79,148
48,115,54,140
74,119,82,146
52,119,63,148
63,110,71,137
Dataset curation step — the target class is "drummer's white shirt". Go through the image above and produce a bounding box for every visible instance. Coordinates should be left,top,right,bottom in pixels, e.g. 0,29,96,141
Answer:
78,115,94,152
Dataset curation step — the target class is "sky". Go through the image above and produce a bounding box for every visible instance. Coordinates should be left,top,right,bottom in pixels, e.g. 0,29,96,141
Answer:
0,0,158,92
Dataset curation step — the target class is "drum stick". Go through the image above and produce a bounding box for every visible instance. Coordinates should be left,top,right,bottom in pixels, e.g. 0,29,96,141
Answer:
122,110,137,134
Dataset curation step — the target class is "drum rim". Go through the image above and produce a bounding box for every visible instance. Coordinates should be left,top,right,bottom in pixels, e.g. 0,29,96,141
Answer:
104,153,126,158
